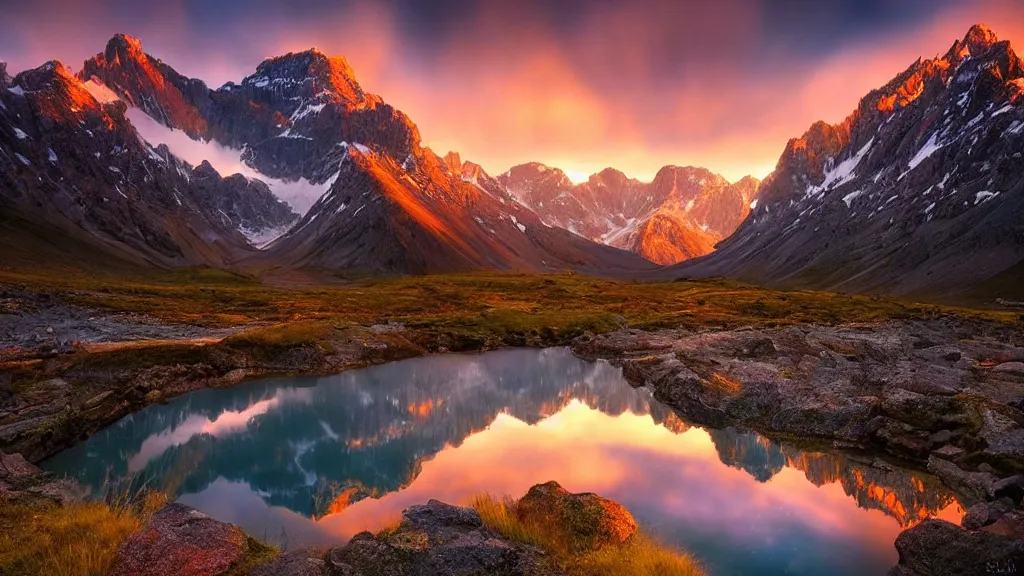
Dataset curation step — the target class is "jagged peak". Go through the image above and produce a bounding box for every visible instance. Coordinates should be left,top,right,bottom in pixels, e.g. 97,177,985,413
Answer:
442,151,463,173
653,165,720,181
106,33,145,55
963,23,999,56
0,62,10,89
733,175,762,188
245,48,364,103
191,159,220,178
12,59,79,90
510,161,563,176
593,167,628,180
93,33,152,70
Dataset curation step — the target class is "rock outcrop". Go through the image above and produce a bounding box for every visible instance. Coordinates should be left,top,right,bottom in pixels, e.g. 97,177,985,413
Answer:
889,516,1024,575
109,503,249,576
329,499,564,576
514,481,637,553
571,318,1024,571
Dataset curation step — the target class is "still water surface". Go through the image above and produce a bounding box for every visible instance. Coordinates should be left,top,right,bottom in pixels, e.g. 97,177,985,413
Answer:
44,348,963,575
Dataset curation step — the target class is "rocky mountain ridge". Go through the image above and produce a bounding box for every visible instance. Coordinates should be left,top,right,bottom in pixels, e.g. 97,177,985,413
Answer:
0,59,293,268
76,34,654,274
670,24,1024,300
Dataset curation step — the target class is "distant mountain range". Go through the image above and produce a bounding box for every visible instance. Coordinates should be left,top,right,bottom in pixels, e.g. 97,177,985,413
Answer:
498,163,759,265
668,24,1024,300
2,25,1023,299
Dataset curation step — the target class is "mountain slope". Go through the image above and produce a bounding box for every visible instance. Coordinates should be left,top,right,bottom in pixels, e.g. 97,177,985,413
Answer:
0,60,275,269
669,24,1024,300
499,163,760,265
82,34,654,274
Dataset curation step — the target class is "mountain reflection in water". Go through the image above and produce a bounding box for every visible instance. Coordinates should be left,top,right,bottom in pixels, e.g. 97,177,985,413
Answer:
44,348,963,576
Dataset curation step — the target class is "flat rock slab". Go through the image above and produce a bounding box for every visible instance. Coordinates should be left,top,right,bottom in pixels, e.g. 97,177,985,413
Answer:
109,503,247,576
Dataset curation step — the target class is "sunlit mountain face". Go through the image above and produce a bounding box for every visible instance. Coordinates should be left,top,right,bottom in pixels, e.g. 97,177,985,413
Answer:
44,348,963,576
4,2,1024,275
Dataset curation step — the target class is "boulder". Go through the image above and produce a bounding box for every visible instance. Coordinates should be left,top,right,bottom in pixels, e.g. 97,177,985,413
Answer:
109,503,247,576
327,499,563,576
890,519,1024,576
514,481,638,552
962,503,990,530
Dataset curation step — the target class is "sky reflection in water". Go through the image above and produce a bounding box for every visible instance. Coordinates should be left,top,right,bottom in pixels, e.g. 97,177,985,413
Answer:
44,348,963,575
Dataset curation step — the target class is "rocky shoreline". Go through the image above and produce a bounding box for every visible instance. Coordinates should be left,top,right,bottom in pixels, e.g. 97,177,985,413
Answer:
1,457,656,576
4,294,1024,573
571,318,1024,574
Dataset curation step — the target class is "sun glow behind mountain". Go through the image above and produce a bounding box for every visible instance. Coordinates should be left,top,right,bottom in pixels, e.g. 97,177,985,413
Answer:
562,169,590,185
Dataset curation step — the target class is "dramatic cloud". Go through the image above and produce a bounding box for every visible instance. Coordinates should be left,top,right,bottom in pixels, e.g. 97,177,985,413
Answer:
3,0,1022,182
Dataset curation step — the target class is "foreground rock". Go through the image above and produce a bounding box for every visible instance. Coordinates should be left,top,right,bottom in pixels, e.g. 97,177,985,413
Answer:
889,517,1024,575
330,499,564,576
107,480,656,575
109,503,248,576
572,318,1024,572
515,480,637,552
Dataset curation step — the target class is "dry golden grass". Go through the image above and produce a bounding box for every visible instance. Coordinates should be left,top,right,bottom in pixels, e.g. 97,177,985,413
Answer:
0,492,166,576
471,493,548,549
570,533,704,576
470,493,705,576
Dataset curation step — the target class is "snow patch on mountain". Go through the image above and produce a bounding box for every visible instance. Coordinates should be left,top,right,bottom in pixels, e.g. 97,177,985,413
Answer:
907,132,945,170
127,108,324,214
806,138,874,198
82,78,120,103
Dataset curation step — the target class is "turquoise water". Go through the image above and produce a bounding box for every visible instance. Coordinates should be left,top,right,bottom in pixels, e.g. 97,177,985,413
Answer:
44,348,962,575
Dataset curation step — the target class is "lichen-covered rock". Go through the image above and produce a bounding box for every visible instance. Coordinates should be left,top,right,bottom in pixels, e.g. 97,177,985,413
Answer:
327,499,564,576
889,519,1024,576
514,481,638,553
108,503,247,576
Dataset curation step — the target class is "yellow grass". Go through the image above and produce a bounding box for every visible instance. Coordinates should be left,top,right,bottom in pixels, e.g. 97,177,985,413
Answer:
470,493,705,576
0,492,166,576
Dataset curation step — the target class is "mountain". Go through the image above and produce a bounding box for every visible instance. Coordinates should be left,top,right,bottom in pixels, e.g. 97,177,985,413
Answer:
0,60,294,269
669,24,1024,300
498,163,760,265
81,35,654,274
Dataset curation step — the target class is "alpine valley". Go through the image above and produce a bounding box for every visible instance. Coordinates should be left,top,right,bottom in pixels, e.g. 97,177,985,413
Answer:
4,18,1024,576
